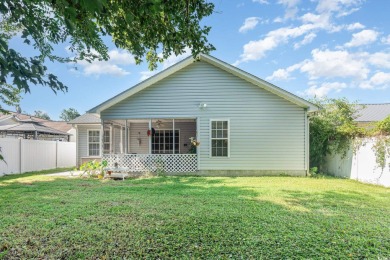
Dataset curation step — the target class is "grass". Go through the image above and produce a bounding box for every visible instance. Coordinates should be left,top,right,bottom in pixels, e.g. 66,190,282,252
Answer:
0,172,389,259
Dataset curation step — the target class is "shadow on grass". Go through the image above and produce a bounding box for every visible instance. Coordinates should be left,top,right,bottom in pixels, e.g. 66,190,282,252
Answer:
0,167,73,182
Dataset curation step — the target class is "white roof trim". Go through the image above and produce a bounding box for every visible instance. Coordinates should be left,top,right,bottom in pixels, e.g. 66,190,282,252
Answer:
89,54,317,113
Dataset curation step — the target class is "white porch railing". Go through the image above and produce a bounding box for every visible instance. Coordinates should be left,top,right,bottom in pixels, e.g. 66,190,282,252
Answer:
102,154,198,173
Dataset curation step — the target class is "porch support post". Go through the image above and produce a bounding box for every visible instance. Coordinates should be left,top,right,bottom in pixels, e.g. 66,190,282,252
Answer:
124,120,128,154
100,120,104,157
305,109,309,176
172,119,175,154
196,117,200,171
109,124,113,153
149,119,152,154
120,126,123,153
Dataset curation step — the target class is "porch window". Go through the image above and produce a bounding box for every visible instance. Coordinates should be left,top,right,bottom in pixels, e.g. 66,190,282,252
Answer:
103,130,110,154
210,120,229,157
152,130,180,154
88,130,100,156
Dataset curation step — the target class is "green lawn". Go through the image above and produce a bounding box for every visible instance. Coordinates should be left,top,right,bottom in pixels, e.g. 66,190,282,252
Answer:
0,172,389,259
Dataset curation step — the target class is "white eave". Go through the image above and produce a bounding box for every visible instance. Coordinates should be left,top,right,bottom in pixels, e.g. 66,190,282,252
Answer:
88,54,318,113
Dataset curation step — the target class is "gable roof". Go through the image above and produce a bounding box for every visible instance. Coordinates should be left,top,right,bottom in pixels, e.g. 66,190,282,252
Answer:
355,103,390,122
68,113,101,124
88,54,318,113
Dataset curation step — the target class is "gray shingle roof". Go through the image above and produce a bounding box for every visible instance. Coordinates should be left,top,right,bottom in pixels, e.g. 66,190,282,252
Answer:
0,122,70,135
68,113,101,124
355,104,390,122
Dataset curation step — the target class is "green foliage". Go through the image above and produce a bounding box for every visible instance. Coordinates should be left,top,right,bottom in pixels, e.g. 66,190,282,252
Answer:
79,160,108,178
0,83,21,114
311,99,390,172
0,146,4,162
33,110,50,120
375,115,390,135
309,98,364,171
371,115,390,170
59,107,80,121
372,136,390,170
0,175,389,258
154,157,166,177
0,0,215,107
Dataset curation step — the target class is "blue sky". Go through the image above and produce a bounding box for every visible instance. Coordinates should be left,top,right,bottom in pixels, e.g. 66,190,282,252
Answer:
9,0,390,120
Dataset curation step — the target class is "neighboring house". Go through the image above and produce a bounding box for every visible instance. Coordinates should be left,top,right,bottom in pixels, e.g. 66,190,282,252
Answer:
355,103,390,126
70,54,317,176
0,112,74,141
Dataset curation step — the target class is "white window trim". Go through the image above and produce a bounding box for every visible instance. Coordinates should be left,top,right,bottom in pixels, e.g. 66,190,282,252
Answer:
152,129,181,154
209,119,230,158
87,129,101,157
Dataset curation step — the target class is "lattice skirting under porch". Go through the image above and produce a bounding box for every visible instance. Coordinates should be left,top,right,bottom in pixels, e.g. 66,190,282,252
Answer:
102,154,198,173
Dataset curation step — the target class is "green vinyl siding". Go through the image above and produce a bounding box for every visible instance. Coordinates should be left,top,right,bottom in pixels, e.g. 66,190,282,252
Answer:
101,61,306,171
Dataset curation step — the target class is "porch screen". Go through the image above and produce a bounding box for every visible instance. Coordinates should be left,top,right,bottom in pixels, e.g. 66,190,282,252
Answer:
103,130,110,154
152,130,179,154
211,120,229,157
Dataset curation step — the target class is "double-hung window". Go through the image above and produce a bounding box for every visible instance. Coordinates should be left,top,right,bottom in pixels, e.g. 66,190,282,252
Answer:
88,129,110,156
88,130,100,156
210,120,229,157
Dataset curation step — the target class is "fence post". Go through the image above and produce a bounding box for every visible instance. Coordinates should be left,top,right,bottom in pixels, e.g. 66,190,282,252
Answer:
19,139,23,174
56,141,58,169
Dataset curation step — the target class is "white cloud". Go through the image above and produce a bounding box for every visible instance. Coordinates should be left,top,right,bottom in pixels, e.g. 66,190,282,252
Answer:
266,62,303,81
316,0,362,15
303,82,347,97
239,17,260,33
300,49,369,80
234,24,321,65
139,71,157,81
360,72,390,89
139,47,192,80
381,35,390,45
274,0,301,23
235,0,367,65
267,48,371,83
346,22,365,31
367,52,390,69
77,49,135,77
160,47,192,69
294,32,316,49
369,72,390,85
345,29,379,47
252,0,269,4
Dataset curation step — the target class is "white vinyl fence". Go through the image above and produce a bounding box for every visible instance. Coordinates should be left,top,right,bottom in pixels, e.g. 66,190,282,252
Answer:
325,138,390,187
0,138,76,176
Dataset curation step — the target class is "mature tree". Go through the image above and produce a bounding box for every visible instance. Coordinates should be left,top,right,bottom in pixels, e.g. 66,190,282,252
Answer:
0,19,21,113
0,0,215,112
60,107,80,121
33,110,51,120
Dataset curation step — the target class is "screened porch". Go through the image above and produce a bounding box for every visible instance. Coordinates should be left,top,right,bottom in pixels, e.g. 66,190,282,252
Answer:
98,118,198,173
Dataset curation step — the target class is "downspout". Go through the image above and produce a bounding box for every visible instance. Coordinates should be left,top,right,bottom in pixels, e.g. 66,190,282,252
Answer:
172,119,175,154
124,120,128,154
74,124,79,167
305,109,309,176
149,119,152,154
